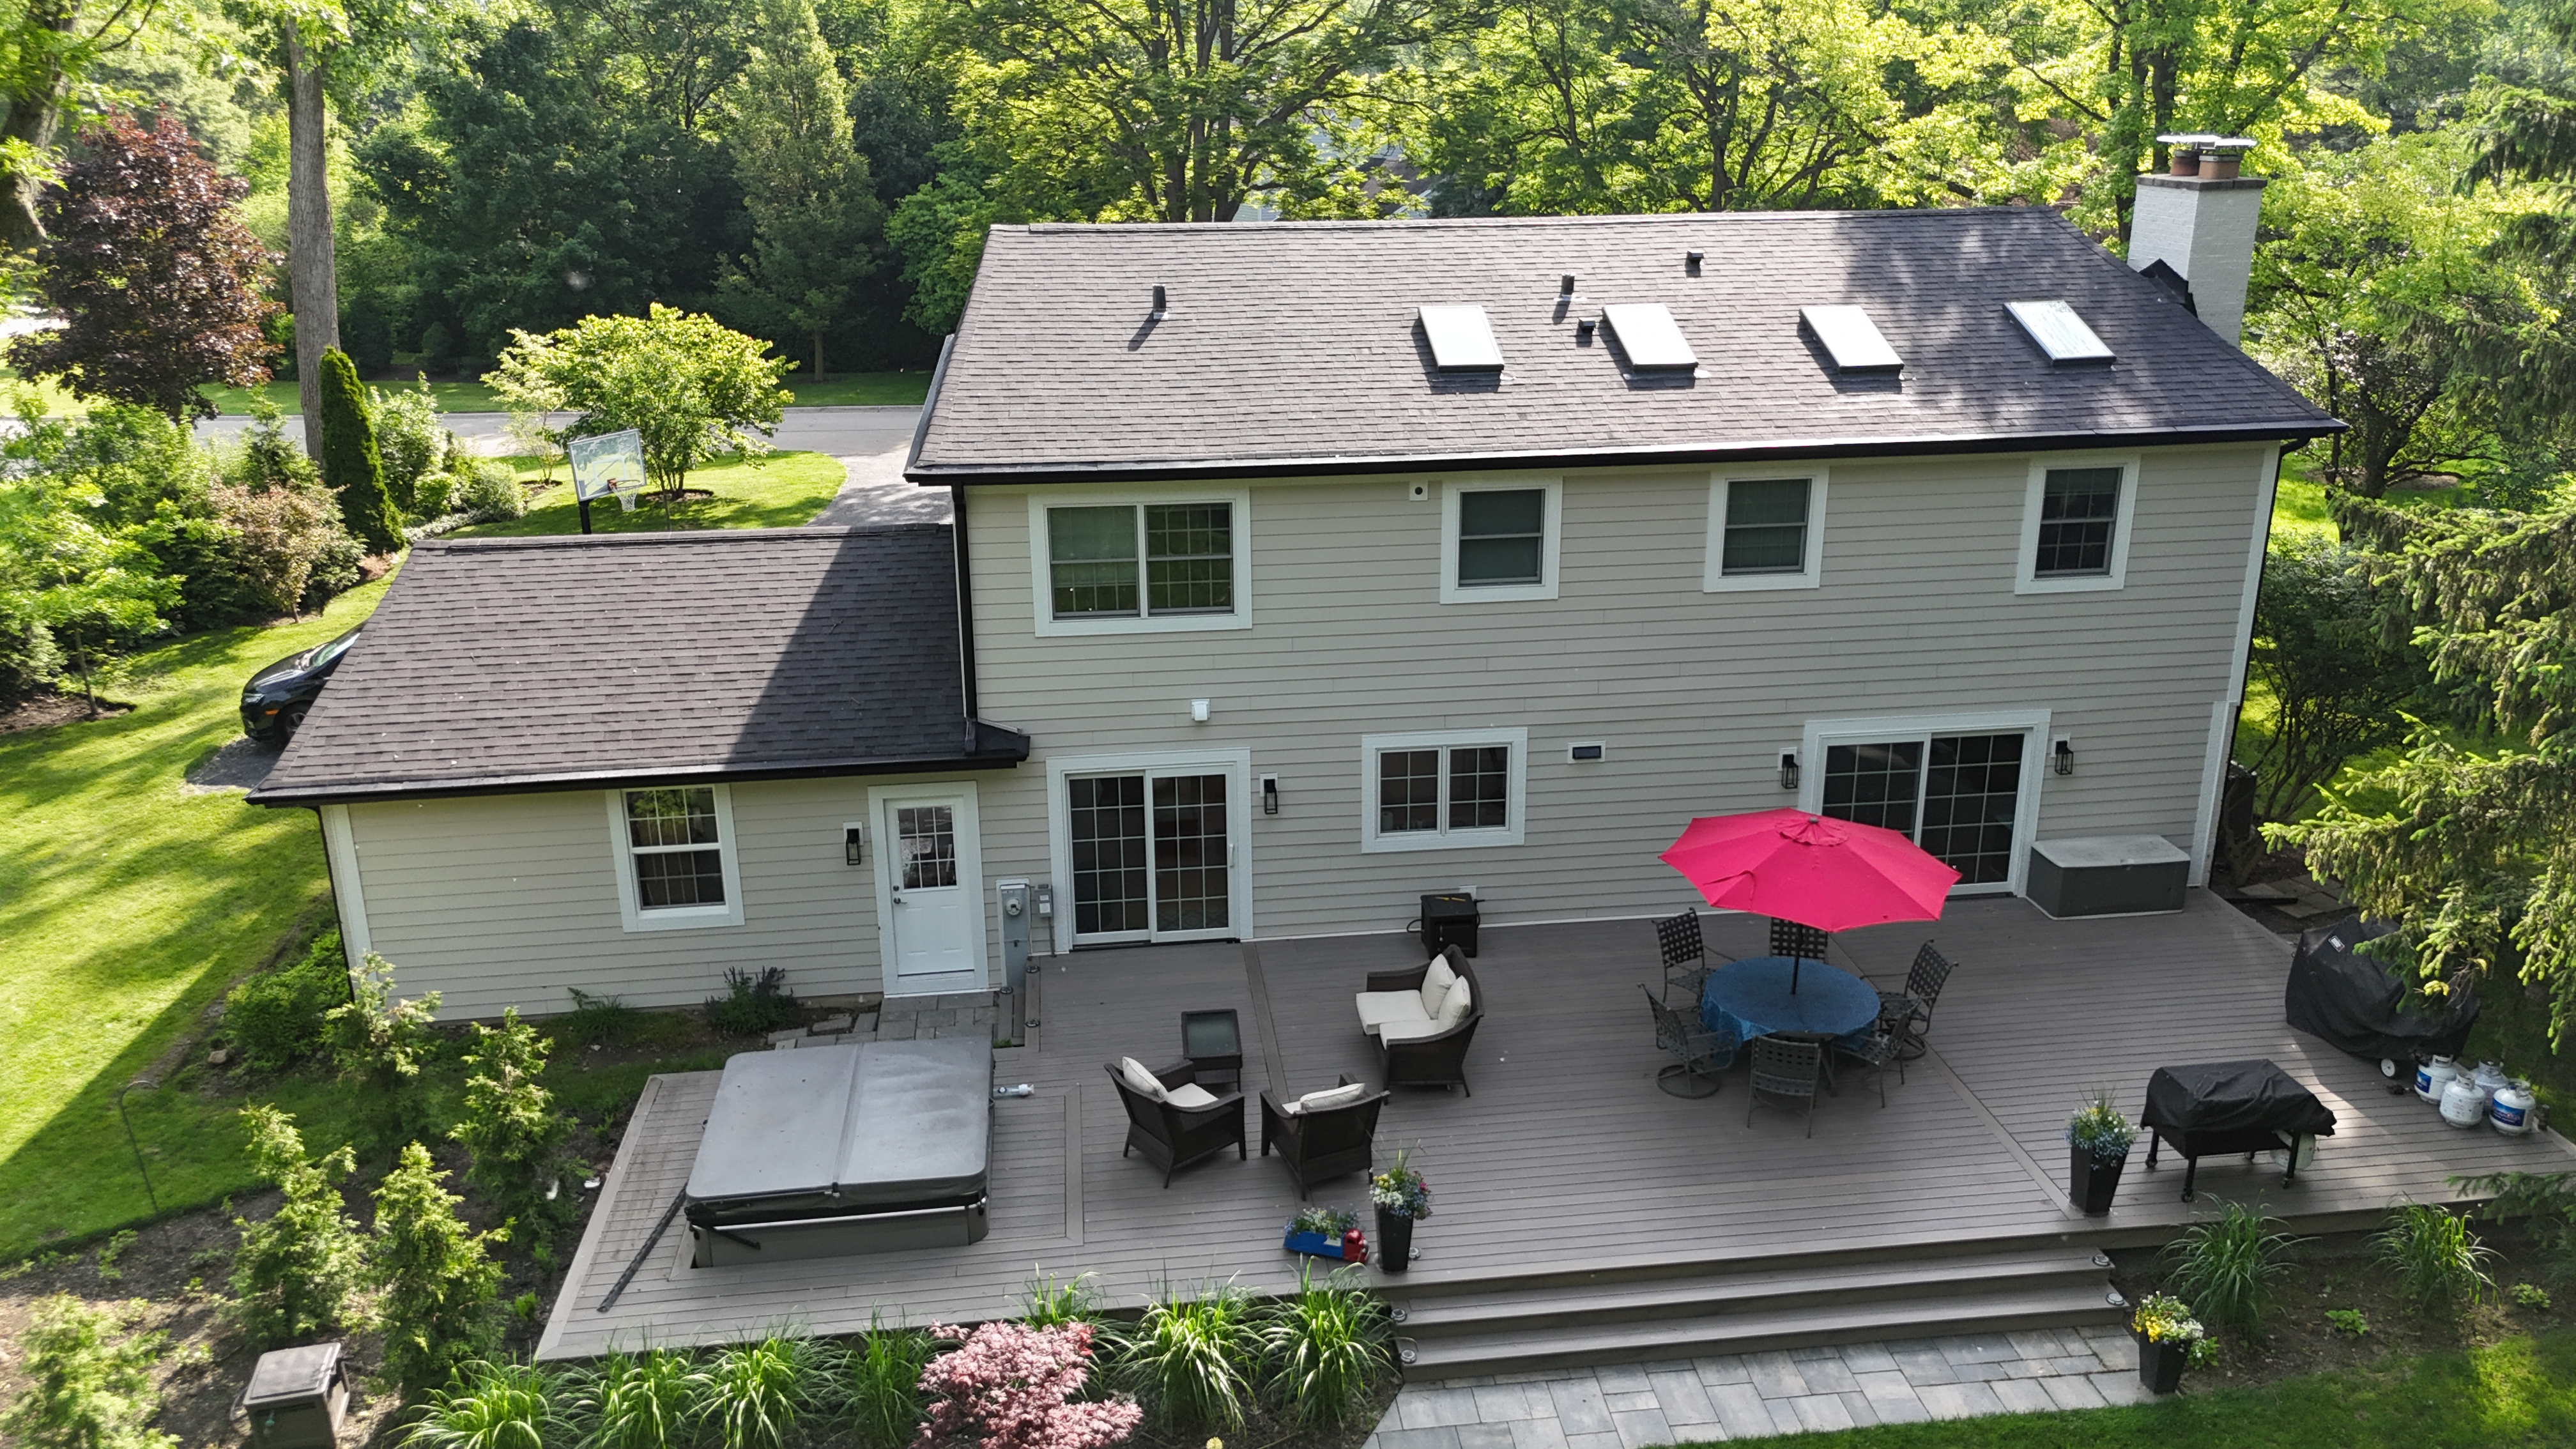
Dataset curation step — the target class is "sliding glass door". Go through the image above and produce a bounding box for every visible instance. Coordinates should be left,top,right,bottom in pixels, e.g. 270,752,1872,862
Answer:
1062,761,1239,942
1816,730,2033,889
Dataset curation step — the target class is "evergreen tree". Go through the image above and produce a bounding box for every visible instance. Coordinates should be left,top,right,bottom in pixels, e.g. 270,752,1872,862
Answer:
371,1141,505,1399
316,348,401,553
449,1008,574,1245
229,1107,366,1346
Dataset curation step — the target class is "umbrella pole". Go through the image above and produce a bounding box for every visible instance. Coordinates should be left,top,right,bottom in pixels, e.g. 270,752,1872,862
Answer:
1791,955,1802,993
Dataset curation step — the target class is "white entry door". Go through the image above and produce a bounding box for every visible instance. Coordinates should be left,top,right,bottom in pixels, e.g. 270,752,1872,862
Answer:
872,783,986,994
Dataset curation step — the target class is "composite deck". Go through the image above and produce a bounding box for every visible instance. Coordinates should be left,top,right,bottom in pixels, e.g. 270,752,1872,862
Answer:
538,892,2573,1360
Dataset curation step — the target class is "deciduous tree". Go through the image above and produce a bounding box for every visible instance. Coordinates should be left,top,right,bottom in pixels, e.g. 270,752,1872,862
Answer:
484,304,791,497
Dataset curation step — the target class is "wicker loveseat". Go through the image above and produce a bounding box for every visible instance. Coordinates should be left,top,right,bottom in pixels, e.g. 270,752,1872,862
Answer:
1354,947,1485,1094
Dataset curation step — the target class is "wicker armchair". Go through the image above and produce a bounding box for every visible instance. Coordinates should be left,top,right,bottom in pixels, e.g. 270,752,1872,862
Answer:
1104,1059,1246,1187
1259,1076,1390,1198
1362,952,1485,1095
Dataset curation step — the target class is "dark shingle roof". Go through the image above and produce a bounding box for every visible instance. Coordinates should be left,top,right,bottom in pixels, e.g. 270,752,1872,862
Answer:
250,526,1024,806
908,210,2336,484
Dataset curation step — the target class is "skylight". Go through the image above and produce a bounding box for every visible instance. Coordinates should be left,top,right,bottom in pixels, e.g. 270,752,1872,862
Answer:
1419,305,1504,371
1800,305,1902,372
1599,303,1698,369
2006,300,2115,365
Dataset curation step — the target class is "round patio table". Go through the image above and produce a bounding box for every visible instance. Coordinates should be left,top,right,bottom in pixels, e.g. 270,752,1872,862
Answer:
1700,955,1881,1049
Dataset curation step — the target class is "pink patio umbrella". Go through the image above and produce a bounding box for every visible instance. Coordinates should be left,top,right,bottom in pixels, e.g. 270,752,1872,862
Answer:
1659,808,1960,991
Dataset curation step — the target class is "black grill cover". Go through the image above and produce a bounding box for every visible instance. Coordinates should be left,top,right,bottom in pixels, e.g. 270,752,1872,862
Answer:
2284,918,2478,1064
2141,1060,2337,1138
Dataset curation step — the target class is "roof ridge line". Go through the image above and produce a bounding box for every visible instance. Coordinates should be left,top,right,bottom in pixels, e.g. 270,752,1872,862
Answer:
1009,207,2069,236
432,523,949,551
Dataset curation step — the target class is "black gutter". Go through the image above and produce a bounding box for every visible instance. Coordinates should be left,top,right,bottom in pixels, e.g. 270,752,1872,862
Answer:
246,739,1033,810
905,420,2345,488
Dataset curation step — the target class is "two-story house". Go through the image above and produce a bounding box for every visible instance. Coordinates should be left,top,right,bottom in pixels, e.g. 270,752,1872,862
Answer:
250,180,2334,1016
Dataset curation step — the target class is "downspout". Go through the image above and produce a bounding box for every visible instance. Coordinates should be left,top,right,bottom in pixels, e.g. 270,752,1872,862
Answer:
953,483,978,722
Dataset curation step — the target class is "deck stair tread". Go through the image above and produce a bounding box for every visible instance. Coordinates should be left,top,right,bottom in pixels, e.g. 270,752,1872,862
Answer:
1390,1245,2105,1331
1400,1282,2124,1377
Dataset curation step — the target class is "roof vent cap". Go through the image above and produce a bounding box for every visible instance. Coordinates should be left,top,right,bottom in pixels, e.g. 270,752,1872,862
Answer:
1800,305,1902,373
1150,284,1167,319
2005,300,2114,365
1418,305,1505,371
1598,303,1697,369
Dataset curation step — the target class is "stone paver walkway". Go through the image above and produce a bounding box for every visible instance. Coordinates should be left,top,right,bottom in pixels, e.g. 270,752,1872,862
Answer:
1362,1328,2150,1448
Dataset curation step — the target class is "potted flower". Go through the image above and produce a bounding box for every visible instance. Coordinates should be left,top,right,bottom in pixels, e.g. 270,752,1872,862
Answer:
2066,1089,2138,1216
1369,1148,1431,1275
2131,1292,2215,1394
1283,1205,1361,1260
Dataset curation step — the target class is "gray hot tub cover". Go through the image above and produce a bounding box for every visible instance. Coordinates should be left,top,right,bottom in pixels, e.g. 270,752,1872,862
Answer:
686,1038,992,1215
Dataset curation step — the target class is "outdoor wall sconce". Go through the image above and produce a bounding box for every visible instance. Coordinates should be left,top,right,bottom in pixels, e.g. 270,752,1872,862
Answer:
1190,698,1211,723
1261,774,1280,815
844,825,866,865
1779,751,1800,790
2053,737,2076,776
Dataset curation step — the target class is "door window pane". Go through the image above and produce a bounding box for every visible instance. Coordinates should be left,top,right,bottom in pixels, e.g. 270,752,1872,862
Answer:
625,788,724,908
896,805,958,890
2035,468,2121,577
1448,746,1510,830
1457,489,1545,585
1722,479,1811,574
1821,742,1921,836
1069,774,1149,934
1049,506,1140,617
1153,774,1229,931
1378,749,1440,832
1920,734,2023,885
1146,503,1233,613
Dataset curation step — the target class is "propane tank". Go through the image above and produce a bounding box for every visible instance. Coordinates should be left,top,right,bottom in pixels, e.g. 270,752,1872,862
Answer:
2472,1061,2510,1096
2491,1079,2538,1137
2440,1073,2488,1129
2416,1055,2460,1105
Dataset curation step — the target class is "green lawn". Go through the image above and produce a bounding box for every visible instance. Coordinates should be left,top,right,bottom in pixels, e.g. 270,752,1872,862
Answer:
1740,1330,2576,1448
194,372,929,417
452,450,848,539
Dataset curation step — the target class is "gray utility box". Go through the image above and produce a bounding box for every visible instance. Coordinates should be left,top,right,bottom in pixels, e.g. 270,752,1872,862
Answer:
2027,836,2191,918
244,1342,348,1449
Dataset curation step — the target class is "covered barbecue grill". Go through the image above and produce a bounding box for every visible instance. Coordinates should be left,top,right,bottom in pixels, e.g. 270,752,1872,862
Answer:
2284,917,2477,1073
2140,1059,2337,1201
686,1038,992,1266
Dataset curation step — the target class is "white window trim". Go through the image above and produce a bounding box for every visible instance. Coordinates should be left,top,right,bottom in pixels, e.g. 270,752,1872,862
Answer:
1439,479,1561,604
869,780,988,992
2014,454,2140,594
1360,727,1530,852
1796,709,2051,896
605,784,746,931
1045,747,1254,945
1027,485,1254,636
1705,469,1828,592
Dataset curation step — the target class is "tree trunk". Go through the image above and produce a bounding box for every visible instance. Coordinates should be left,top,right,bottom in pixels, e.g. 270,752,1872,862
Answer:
811,328,825,383
286,31,341,462
0,0,77,254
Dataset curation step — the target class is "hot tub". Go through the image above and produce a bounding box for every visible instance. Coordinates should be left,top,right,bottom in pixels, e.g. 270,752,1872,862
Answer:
685,1038,992,1266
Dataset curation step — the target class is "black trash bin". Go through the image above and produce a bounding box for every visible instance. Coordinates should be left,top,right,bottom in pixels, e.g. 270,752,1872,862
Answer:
1418,893,1480,957
244,1342,348,1449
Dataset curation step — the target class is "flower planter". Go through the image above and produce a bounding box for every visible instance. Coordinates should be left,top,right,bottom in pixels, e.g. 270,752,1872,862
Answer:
2069,1147,2128,1216
2136,1333,2189,1394
1284,1230,1345,1259
1374,1208,1416,1273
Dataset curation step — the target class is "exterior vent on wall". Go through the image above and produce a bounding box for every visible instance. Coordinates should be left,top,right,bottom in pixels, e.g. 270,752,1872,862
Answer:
2006,300,2115,365
1800,305,1902,373
1418,305,1505,371
1598,303,1697,369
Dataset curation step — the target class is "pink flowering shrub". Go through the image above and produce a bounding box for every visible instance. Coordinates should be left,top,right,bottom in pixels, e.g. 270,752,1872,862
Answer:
915,1321,1142,1449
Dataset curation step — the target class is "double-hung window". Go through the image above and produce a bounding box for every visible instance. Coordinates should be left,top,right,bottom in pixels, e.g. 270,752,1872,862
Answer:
1705,473,1826,590
2016,457,2137,594
608,785,744,930
1439,481,1561,603
1360,728,1528,850
1030,492,1252,634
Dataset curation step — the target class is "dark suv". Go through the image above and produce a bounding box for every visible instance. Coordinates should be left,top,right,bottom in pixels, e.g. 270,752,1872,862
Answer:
240,625,360,744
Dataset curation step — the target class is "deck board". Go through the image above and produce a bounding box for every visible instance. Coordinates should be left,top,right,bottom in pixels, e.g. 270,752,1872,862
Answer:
538,892,2574,1360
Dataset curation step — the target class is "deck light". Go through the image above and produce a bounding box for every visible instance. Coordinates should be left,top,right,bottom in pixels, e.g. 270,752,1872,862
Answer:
2053,737,2076,776
844,825,866,864
1779,751,1800,790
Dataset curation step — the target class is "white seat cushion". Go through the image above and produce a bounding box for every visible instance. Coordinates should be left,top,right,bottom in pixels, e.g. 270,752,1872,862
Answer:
1296,1082,1369,1114
1118,1056,1167,1100
1377,1018,1448,1045
1164,1082,1219,1110
1434,977,1473,1029
1355,991,1432,1036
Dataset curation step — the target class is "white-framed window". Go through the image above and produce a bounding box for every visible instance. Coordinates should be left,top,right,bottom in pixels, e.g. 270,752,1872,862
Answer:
1439,479,1560,603
605,785,745,931
2014,455,2138,594
1026,487,1253,636
1360,728,1529,852
1705,470,1827,591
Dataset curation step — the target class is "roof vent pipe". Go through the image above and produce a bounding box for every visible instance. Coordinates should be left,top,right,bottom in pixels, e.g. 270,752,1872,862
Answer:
1150,284,1167,319
1685,250,1704,275
1559,274,1576,297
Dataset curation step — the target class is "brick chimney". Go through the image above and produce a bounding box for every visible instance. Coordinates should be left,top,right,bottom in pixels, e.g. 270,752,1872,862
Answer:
2129,135,2266,348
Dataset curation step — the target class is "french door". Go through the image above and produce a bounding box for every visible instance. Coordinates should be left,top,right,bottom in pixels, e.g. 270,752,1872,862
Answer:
1062,765,1240,943
1807,724,2041,891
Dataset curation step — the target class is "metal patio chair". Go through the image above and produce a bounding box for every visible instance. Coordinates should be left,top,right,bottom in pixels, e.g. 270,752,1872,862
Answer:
1745,1035,1824,1137
1642,985,1733,1098
1657,909,1717,1004
1831,1018,1905,1107
1878,940,1957,1062
1768,918,1829,967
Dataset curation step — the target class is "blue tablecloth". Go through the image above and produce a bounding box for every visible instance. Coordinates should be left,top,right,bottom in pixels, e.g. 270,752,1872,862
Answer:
1701,955,1882,1053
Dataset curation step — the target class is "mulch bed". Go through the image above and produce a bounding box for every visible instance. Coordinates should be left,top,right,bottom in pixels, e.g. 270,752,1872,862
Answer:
0,689,132,733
